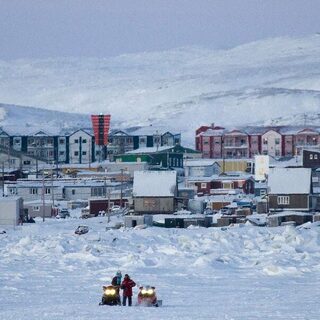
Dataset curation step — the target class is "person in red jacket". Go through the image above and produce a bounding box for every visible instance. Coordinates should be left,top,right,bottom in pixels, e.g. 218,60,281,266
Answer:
121,274,136,306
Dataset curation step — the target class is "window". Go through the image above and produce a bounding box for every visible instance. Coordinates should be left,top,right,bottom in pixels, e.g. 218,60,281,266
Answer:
23,160,31,165
263,138,268,145
82,151,87,155
310,154,314,160
72,189,76,195
59,138,65,144
74,139,79,144
91,187,105,197
260,190,266,196
74,151,79,156
315,154,318,160
82,139,87,143
59,151,65,156
14,138,21,144
30,188,38,195
277,196,290,205
45,188,51,194
275,138,280,145
33,206,40,211
201,183,207,189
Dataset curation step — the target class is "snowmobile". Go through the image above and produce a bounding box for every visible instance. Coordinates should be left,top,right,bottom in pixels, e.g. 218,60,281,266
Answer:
99,285,121,306
137,286,161,307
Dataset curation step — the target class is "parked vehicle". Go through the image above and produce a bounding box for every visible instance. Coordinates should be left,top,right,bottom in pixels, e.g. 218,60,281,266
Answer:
137,286,161,307
75,225,89,235
81,207,91,219
99,285,121,306
56,208,70,219
111,205,121,212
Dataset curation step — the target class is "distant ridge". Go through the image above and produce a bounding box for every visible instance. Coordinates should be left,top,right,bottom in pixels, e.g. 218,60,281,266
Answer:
1,34,320,143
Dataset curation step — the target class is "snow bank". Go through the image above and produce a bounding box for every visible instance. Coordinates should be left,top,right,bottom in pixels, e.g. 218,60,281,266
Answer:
1,218,320,319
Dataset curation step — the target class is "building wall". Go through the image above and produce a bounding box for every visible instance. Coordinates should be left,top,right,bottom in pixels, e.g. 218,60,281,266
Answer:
57,136,67,163
24,204,52,218
69,131,94,164
186,165,217,177
269,194,310,210
261,130,282,157
0,198,22,225
64,186,93,201
216,160,250,173
283,135,294,157
196,125,320,159
27,135,55,162
15,186,63,202
134,197,175,214
249,135,260,157
223,133,249,158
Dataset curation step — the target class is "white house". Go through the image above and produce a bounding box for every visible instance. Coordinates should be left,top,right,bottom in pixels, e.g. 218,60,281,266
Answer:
68,129,94,164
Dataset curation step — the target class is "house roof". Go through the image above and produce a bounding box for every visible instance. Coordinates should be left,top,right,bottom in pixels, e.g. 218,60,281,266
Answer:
126,146,172,154
184,159,219,167
268,167,311,194
133,170,177,197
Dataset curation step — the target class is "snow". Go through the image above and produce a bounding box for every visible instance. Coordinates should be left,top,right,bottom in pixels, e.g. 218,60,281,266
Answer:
268,167,312,194
1,35,320,145
126,146,172,154
184,159,218,167
133,171,177,197
1,217,320,319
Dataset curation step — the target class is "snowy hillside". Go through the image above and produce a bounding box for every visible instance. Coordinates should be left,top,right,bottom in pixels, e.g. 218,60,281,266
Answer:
258,112,320,127
1,218,320,319
1,35,320,142
0,103,90,135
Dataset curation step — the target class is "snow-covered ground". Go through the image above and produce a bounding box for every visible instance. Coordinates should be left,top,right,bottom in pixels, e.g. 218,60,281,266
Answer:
1,35,320,144
1,217,320,319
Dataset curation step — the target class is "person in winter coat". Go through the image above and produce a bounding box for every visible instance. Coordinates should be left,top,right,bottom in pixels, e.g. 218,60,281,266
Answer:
121,274,136,306
111,270,122,305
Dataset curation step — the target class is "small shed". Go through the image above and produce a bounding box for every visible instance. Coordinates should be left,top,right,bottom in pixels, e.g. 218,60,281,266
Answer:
133,171,177,214
0,197,23,226
124,215,153,228
267,212,313,227
24,200,54,219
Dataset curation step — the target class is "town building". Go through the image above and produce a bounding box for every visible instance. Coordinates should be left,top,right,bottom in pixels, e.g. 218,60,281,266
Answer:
115,144,201,168
196,124,320,159
133,170,177,214
268,167,313,211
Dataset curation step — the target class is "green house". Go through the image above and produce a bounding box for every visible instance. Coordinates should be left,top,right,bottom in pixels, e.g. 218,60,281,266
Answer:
114,144,201,168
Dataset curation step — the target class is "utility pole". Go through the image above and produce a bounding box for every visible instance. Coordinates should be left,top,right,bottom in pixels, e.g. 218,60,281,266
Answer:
107,188,111,223
2,162,4,197
120,168,124,208
51,167,54,208
42,173,46,222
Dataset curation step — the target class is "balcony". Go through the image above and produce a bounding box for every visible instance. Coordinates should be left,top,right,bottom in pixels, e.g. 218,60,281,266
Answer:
223,143,248,148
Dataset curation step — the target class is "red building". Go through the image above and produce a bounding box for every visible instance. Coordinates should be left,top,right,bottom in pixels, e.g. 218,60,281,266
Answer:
196,125,320,159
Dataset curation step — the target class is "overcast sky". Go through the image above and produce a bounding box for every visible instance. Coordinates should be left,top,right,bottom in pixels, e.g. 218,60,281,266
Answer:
0,0,320,59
